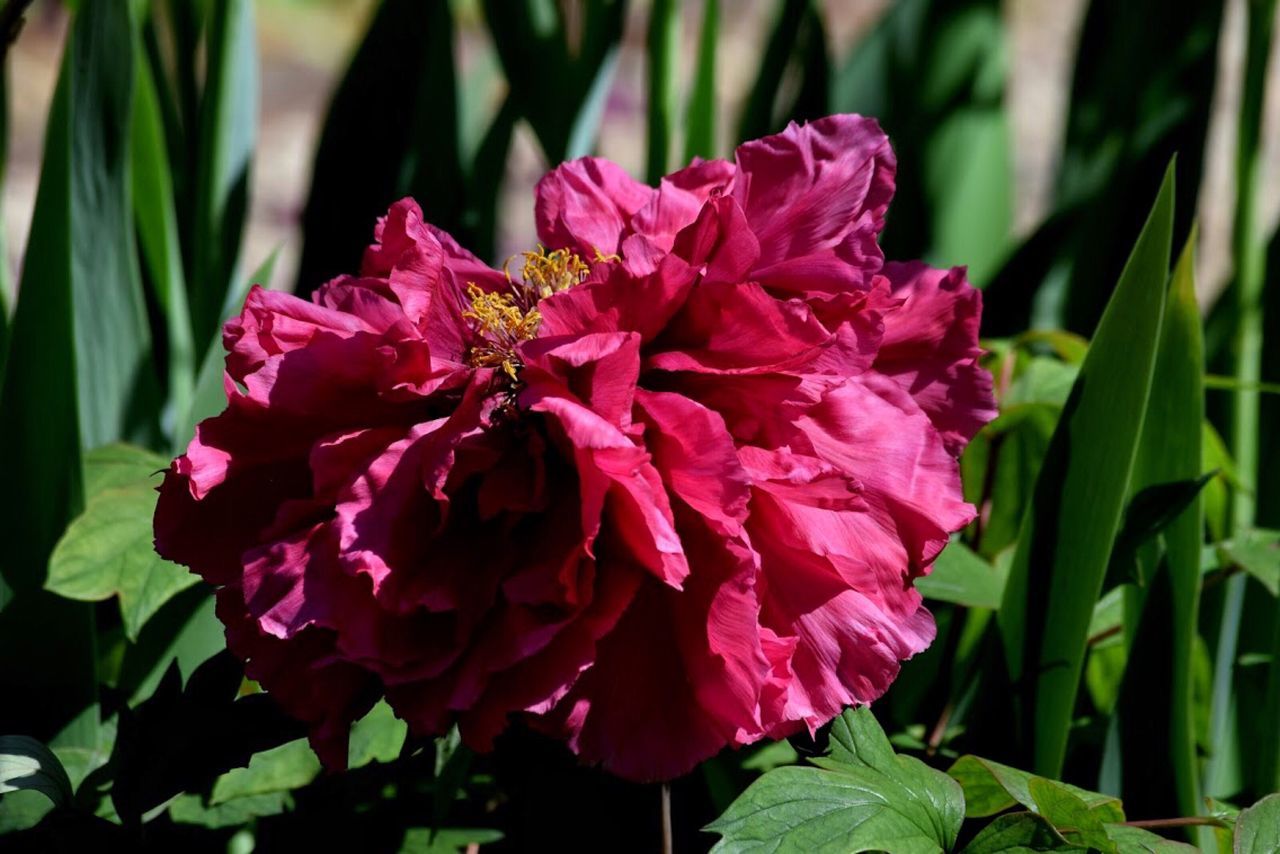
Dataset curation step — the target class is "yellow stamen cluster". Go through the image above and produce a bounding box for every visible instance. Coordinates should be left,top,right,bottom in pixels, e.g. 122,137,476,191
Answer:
463,246,611,393
462,284,543,380
514,245,591,299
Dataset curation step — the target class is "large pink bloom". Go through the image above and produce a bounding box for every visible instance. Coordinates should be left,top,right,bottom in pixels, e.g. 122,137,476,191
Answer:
155,115,994,782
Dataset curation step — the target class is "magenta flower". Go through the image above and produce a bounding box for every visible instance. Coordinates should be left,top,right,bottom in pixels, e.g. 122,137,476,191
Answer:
154,115,995,782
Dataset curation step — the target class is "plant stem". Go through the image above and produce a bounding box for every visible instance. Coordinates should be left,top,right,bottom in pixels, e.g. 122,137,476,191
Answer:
1119,816,1232,830
661,782,673,854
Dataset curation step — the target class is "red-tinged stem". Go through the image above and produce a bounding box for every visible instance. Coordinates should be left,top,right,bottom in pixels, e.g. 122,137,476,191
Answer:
1119,816,1232,830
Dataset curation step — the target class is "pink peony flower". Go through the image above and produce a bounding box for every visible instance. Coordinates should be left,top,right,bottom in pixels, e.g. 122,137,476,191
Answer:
154,115,995,782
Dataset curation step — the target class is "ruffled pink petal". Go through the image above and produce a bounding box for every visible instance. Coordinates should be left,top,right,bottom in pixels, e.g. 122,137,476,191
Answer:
731,114,896,269
535,158,655,258
646,280,832,376
875,262,997,455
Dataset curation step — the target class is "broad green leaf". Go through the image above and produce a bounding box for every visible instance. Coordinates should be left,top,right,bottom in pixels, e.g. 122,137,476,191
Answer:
190,0,256,353
1028,777,1116,853
399,828,504,854
132,38,194,444
1218,530,1280,595
46,444,196,640
1112,232,1206,821
0,0,159,753
1103,824,1198,852
683,0,718,161
169,791,291,828
1235,793,1280,853
708,707,964,853
739,740,799,773
209,739,320,805
999,164,1174,777
348,700,407,769
916,541,1006,609
959,811,1076,853
644,0,678,183
947,755,1122,820
0,735,73,805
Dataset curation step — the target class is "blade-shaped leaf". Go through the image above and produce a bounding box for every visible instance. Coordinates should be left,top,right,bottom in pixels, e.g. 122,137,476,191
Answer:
189,0,256,353
295,0,461,295
132,39,195,448
683,0,719,162
999,163,1174,776
1112,231,1206,821
644,0,679,183
0,0,159,751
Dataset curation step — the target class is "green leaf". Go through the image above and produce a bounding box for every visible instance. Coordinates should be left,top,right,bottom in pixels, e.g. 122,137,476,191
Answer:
400,827,504,854
1104,474,1212,589
1103,824,1198,852
1028,777,1116,853
0,735,74,805
833,0,1012,286
132,37,194,443
1053,1,1221,334
483,0,624,163
1235,793,1280,853
169,791,291,828
999,163,1174,776
708,707,964,853
1218,530,1280,595
683,0,719,161
0,0,161,753
348,701,407,769
46,444,197,640
209,739,320,805
916,541,1007,609
947,755,1122,820
644,0,679,183
295,0,464,295
1111,231,1207,822
962,403,1059,560
960,811,1077,853
190,0,256,353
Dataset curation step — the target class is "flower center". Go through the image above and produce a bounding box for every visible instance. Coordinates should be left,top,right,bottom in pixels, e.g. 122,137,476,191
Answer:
463,246,592,380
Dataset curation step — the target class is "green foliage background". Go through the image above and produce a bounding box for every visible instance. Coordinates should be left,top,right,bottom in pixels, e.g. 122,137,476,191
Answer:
0,0,1277,851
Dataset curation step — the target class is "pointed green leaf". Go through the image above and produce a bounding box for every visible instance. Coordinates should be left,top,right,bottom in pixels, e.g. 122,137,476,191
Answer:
209,739,320,805
683,0,719,161
708,708,964,853
644,0,679,183
0,736,73,805
947,754,1122,820
916,541,1007,609
132,40,195,447
1028,777,1116,853
999,164,1175,776
0,0,159,752
46,444,197,640
1235,793,1280,853
190,0,256,352
960,812,1076,854
1112,231,1206,821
